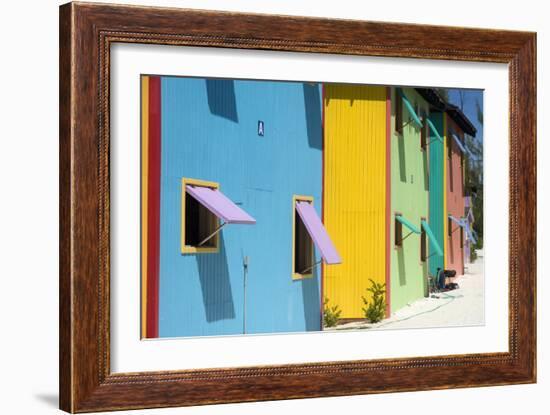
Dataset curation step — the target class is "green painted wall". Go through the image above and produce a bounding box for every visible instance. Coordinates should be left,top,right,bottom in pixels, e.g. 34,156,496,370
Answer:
428,111,445,279
390,87,429,313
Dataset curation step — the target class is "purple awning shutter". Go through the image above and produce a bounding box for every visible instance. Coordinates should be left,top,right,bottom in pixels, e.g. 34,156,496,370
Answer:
295,201,341,264
448,215,465,227
186,185,256,224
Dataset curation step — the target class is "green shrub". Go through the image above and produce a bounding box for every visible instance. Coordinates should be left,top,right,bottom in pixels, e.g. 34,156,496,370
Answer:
362,279,386,323
323,298,342,328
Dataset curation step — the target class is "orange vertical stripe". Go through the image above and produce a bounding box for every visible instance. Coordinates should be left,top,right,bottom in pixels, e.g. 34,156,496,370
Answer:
385,86,391,317
141,76,149,338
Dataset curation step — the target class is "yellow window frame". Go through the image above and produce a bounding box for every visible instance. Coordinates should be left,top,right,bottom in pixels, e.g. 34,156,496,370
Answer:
292,194,315,280
181,177,220,254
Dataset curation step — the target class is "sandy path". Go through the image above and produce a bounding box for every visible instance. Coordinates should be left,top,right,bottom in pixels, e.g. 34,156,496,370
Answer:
328,251,485,331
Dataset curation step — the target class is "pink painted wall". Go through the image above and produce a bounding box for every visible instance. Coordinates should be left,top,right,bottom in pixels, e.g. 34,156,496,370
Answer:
446,116,465,275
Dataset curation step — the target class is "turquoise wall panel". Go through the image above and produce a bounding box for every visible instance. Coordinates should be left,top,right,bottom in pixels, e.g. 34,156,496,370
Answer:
158,77,323,337
428,112,445,278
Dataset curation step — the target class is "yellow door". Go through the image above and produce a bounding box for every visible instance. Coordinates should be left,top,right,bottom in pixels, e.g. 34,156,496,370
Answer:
323,84,387,319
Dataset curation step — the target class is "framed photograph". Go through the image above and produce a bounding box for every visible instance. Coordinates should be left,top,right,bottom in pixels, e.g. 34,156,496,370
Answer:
59,2,536,412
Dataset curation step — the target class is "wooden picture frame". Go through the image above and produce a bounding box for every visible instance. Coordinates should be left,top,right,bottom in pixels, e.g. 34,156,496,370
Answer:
59,2,536,412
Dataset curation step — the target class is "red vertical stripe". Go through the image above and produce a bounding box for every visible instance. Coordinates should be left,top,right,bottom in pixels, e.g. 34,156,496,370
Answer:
385,87,392,317
146,76,161,338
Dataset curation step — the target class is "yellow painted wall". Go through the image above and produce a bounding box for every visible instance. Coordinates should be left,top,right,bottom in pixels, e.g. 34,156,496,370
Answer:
323,84,387,318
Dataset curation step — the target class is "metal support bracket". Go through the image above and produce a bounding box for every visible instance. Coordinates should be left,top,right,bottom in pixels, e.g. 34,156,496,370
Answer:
451,225,461,234
402,230,415,242
198,222,227,246
299,259,323,275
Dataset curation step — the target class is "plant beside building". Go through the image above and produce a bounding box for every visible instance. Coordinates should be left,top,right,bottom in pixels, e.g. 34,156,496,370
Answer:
323,298,342,328
362,279,386,323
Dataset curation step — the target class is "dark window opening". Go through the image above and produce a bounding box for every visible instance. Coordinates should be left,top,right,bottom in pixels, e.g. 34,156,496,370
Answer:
395,90,403,134
448,217,453,237
294,210,314,276
395,215,403,247
421,123,427,150
185,192,218,248
460,226,464,248
421,220,427,262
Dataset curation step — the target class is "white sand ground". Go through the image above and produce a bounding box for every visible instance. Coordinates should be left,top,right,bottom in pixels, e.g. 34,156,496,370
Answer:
327,251,485,331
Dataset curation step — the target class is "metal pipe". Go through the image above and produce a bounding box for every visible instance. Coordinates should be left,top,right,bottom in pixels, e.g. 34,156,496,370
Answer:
299,259,322,275
243,256,248,335
198,222,227,246
401,230,415,242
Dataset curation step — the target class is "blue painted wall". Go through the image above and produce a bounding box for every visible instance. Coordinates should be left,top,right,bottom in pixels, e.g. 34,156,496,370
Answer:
428,111,445,279
158,77,323,337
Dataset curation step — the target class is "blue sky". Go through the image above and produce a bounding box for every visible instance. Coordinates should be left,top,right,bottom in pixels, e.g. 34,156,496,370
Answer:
447,88,483,147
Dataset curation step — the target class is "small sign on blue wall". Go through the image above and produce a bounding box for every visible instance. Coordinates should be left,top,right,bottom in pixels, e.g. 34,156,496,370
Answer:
257,120,265,137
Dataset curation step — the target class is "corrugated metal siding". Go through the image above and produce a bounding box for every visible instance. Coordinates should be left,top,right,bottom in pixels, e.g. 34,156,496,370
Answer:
446,116,465,275
428,112,445,280
323,84,387,319
390,87,430,312
158,77,323,337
